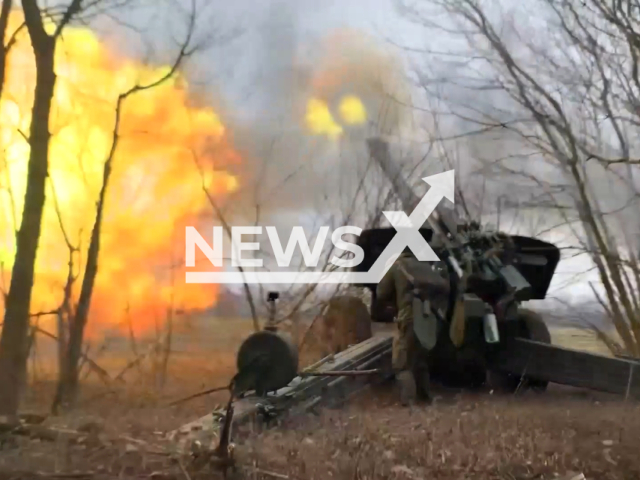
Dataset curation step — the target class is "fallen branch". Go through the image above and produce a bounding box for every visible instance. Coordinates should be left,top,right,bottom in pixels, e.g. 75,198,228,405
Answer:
9,425,84,443
168,384,231,407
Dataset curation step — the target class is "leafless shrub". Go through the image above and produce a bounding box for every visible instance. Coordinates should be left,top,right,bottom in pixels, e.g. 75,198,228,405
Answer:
397,0,640,356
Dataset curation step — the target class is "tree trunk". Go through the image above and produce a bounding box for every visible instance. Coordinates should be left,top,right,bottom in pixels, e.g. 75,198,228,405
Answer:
0,12,56,416
53,136,113,411
53,195,106,409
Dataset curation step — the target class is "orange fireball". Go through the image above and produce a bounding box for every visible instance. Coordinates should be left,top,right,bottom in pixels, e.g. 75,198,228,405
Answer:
0,11,239,336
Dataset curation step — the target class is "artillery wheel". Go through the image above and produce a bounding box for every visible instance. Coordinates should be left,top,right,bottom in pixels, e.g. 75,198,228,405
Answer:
488,308,551,394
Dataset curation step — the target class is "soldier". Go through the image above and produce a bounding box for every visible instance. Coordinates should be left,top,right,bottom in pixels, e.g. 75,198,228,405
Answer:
376,247,451,405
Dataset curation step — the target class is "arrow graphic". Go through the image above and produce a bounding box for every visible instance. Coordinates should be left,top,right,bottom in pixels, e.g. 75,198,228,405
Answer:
363,170,454,283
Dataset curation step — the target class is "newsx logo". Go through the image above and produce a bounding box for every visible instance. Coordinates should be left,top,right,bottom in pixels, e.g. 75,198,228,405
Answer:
186,225,365,269
185,170,454,284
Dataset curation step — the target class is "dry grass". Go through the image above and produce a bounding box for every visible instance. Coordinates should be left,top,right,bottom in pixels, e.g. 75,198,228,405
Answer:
240,387,640,480
17,315,328,432
5,384,640,480
1,318,636,480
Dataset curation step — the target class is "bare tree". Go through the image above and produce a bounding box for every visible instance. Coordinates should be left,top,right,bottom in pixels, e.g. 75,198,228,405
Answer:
0,0,87,418
52,0,201,411
398,0,640,355
49,176,80,383
193,155,261,333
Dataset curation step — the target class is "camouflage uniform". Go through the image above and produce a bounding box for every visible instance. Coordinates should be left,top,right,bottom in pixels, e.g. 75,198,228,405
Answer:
376,250,450,402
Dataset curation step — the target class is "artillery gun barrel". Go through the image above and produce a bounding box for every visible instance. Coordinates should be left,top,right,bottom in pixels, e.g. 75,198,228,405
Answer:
366,138,422,215
366,137,463,277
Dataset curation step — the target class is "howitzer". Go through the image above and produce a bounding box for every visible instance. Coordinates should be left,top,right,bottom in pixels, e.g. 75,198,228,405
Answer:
364,138,556,328
173,138,640,453
358,138,559,388
362,136,639,391
361,137,562,388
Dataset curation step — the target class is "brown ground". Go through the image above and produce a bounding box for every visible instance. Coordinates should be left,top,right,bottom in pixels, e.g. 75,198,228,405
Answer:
242,386,640,480
1,380,639,480
1,321,637,480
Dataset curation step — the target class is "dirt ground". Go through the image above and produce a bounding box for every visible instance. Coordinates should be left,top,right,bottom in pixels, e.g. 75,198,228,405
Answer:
1,380,639,480
1,322,636,480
